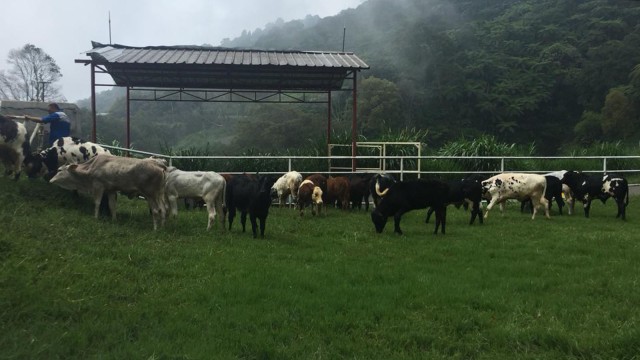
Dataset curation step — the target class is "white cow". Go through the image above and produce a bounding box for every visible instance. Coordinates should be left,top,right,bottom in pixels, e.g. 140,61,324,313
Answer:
50,154,167,230
271,171,303,207
0,115,30,179
482,173,550,220
164,167,226,230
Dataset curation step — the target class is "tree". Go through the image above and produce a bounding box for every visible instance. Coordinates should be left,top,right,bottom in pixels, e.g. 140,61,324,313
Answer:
0,44,63,102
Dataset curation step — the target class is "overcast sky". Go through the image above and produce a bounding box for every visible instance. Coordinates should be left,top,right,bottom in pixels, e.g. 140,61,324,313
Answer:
0,0,366,103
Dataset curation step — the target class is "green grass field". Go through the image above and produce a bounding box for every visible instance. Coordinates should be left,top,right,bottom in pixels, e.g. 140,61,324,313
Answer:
1,176,639,359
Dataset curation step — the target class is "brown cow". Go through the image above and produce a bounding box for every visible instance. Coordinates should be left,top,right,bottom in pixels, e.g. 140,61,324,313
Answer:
49,154,167,230
297,179,323,216
326,176,351,210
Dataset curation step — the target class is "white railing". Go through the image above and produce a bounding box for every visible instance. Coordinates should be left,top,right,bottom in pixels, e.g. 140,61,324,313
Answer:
98,144,640,182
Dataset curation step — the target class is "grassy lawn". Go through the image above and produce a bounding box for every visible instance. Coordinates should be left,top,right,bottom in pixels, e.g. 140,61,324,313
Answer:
1,176,639,359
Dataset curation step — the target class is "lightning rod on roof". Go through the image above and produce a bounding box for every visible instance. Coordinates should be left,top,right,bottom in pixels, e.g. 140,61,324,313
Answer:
109,11,112,44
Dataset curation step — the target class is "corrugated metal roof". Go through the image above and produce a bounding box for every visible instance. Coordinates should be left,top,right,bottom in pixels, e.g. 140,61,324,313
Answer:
85,42,369,91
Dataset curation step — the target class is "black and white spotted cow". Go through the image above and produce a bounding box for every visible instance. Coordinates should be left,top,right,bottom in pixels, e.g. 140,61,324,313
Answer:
602,175,629,220
0,115,31,180
561,171,610,218
24,136,110,180
482,173,550,220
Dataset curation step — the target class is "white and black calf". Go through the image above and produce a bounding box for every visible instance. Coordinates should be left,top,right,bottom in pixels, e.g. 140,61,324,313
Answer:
602,175,629,220
371,179,449,235
0,115,31,180
561,171,609,218
164,167,226,230
25,137,110,180
226,174,277,238
482,173,550,220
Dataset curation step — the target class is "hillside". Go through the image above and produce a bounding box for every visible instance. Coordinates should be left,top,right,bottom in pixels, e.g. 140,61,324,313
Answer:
77,0,640,154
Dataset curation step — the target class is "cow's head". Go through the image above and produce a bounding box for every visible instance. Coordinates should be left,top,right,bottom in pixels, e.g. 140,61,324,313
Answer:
311,186,323,205
49,164,81,191
371,209,387,233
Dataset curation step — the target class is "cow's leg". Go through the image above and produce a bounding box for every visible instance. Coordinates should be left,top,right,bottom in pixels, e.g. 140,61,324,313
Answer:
433,206,446,234
393,210,407,235
499,201,506,216
168,194,179,217
227,207,236,230
249,213,258,238
107,192,117,221
240,211,248,232
583,199,592,218
542,197,550,219
259,215,266,238
484,197,499,219
425,207,434,223
471,200,483,225
92,191,104,219
556,196,565,215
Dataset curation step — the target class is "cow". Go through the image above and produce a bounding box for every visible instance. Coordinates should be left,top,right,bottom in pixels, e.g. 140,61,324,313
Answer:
371,179,449,235
482,173,550,220
370,173,396,208
24,136,110,180
561,171,610,218
164,167,226,230
225,174,277,238
270,171,303,208
0,115,31,180
49,154,167,230
520,175,565,215
297,179,324,216
326,176,351,210
426,177,484,225
602,175,629,220
349,173,371,211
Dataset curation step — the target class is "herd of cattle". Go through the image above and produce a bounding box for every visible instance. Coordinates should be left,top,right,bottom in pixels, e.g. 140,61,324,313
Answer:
0,114,632,237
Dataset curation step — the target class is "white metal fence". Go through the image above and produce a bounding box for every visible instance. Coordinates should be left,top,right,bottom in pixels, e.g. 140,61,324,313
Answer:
100,144,640,182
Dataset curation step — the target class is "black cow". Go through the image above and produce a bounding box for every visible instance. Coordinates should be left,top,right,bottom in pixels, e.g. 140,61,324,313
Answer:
426,177,484,225
561,171,609,218
371,179,449,235
349,173,371,211
603,175,629,220
521,175,565,215
226,174,277,238
369,173,396,208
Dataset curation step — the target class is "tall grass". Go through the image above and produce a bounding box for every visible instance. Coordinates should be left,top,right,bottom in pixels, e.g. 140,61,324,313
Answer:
1,176,639,358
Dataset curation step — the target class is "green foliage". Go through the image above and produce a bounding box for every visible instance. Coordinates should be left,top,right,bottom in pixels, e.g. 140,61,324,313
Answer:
74,0,640,155
602,87,637,139
574,111,604,146
435,135,534,173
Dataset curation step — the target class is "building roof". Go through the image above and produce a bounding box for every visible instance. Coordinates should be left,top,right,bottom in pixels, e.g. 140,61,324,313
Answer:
85,41,369,91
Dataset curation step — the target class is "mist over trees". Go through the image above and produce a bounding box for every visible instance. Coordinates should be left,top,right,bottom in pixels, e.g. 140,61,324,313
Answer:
79,0,640,155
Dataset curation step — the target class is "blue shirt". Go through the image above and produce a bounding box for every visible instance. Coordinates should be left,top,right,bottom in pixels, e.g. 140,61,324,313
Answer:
41,111,71,145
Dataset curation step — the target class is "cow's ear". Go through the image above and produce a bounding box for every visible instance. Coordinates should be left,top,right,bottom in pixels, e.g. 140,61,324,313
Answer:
67,164,79,173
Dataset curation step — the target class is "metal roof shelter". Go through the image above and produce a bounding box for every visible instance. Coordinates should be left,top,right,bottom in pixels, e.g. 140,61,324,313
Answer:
76,41,369,169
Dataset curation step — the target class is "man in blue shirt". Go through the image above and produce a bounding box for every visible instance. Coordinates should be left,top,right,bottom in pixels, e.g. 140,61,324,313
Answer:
24,103,71,146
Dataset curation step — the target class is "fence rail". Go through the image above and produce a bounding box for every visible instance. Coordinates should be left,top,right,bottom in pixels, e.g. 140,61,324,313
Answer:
99,144,640,182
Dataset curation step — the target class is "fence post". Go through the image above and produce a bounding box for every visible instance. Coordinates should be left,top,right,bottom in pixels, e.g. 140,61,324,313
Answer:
500,158,505,173
288,158,292,172
603,157,607,173
400,157,404,181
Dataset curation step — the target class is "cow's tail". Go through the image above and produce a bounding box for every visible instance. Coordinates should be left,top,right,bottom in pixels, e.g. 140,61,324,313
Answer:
375,181,389,197
625,184,629,206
